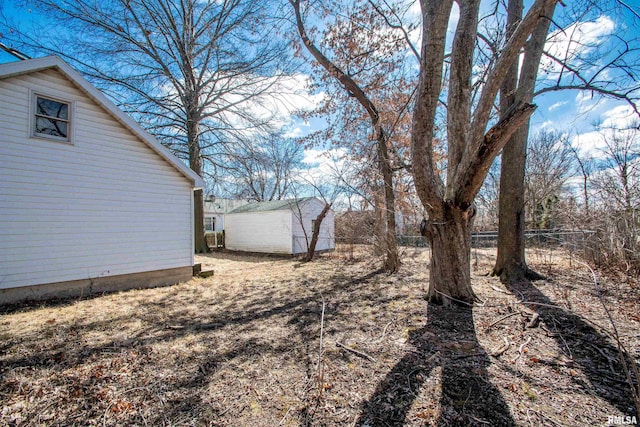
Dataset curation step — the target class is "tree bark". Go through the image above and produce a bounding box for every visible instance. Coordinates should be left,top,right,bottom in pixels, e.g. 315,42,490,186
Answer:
187,109,208,253
304,203,331,262
424,202,477,305
193,189,207,253
290,0,399,272
493,0,555,282
378,127,400,272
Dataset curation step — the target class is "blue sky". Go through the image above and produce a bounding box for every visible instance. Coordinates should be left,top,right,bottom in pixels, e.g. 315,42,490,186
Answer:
1,0,637,170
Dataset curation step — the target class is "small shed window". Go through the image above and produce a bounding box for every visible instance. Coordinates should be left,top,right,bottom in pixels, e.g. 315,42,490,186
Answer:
32,94,71,141
204,217,215,233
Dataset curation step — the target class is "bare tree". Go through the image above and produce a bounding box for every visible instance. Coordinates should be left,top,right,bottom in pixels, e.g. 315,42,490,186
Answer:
410,0,558,304
288,0,405,272
219,134,302,202
2,0,293,252
494,0,640,282
590,122,640,270
290,154,348,262
568,136,595,217
525,130,574,228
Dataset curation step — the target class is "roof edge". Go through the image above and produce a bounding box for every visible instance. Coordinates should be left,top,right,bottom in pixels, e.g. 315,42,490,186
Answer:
0,56,205,189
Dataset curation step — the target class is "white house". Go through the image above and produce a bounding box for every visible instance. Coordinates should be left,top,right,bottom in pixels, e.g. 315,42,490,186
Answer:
203,198,251,233
224,197,335,255
0,56,205,304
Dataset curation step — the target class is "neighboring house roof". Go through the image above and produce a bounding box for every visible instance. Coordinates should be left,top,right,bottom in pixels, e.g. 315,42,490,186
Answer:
228,197,319,214
204,198,252,214
0,56,205,188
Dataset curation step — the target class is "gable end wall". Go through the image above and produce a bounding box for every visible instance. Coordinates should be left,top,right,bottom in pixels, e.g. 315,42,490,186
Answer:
0,69,194,291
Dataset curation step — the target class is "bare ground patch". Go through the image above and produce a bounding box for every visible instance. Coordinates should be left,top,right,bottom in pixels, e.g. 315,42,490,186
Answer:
1,246,638,426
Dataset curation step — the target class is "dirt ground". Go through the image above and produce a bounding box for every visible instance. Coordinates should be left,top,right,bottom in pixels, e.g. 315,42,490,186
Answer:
1,245,639,426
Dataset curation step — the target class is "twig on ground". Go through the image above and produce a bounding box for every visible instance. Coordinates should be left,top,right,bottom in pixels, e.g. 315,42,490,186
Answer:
486,312,520,331
491,337,511,357
432,289,487,307
527,409,564,426
511,336,532,364
515,300,563,309
317,296,326,373
578,261,640,415
491,285,511,295
526,312,540,329
376,321,394,343
336,341,376,362
551,316,572,361
278,406,292,426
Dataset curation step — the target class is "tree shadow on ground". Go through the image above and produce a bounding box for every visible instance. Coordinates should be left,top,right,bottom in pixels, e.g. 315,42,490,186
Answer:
357,303,516,427
503,279,638,417
1,268,391,426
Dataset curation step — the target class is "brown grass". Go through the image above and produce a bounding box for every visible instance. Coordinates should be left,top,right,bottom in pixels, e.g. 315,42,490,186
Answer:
1,245,638,426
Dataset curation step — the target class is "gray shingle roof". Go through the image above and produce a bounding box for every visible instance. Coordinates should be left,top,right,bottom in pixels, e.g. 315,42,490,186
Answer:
227,197,316,214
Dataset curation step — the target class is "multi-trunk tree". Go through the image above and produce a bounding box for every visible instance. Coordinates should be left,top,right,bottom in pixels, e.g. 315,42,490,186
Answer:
411,0,559,303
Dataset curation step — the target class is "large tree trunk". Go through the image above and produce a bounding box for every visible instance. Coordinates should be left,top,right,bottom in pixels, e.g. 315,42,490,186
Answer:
493,0,555,282
187,110,208,254
193,189,207,253
493,125,542,281
424,203,477,305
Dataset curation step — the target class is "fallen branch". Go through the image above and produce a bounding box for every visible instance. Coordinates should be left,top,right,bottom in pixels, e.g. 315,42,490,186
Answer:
336,341,376,362
578,261,640,416
491,337,511,357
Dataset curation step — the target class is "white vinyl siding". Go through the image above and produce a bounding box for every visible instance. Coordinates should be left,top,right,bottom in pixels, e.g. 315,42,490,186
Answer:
291,199,335,254
223,198,335,255
0,68,194,290
224,210,293,254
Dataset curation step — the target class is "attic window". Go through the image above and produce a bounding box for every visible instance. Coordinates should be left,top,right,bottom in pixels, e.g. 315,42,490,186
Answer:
32,94,71,141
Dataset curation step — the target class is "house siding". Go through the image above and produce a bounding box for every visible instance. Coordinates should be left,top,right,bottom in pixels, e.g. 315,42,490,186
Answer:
224,210,293,254
0,68,194,290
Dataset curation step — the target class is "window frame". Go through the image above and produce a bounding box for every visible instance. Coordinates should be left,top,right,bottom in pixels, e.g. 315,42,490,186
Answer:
204,216,216,233
30,91,74,143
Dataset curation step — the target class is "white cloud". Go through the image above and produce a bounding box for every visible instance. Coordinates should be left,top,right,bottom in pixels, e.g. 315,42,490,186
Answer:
283,126,304,138
216,72,326,133
539,15,615,78
601,104,638,128
301,148,348,173
575,90,607,114
571,130,606,158
548,100,568,111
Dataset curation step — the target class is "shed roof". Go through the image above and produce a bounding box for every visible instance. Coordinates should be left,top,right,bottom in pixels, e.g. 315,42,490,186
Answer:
228,197,318,214
0,56,205,188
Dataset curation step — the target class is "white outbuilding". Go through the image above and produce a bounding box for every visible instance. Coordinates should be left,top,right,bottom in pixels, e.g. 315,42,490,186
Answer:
0,56,205,304
224,197,335,255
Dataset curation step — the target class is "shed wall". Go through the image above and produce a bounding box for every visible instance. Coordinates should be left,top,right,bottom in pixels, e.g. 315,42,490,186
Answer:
291,199,335,255
224,210,292,254
0,69,194,290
